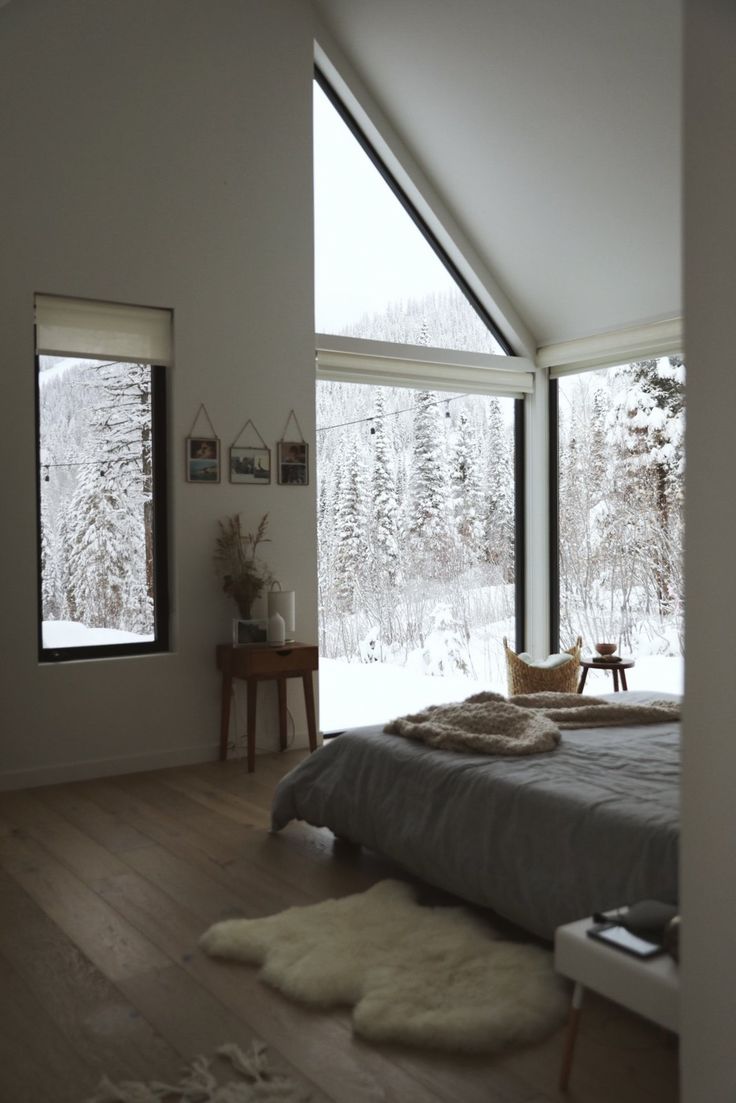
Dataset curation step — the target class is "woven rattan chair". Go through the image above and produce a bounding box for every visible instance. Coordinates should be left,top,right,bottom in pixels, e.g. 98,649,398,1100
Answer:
503,636,583,696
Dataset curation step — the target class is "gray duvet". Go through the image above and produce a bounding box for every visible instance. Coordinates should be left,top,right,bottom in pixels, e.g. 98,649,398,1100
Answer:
271,690,679,940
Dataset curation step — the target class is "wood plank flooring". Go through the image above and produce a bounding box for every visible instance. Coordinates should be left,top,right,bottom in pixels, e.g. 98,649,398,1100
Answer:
0,751,679,1103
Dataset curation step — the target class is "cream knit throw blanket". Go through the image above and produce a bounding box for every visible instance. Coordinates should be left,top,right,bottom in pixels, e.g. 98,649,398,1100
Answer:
384,692,680,756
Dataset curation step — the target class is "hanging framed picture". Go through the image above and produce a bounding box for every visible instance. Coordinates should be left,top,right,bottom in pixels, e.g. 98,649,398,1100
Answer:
186,437,220,482
277,440,309,485
185,401,220,478
229,418,271,485
277,411,309,486
230,446,271,484
185,405,221,483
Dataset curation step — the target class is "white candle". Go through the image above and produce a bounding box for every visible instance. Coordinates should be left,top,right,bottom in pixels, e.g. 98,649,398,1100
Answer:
268,589,295,641
267,610,285,646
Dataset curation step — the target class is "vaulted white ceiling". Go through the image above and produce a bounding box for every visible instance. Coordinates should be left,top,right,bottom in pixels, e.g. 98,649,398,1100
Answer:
312,0,682,352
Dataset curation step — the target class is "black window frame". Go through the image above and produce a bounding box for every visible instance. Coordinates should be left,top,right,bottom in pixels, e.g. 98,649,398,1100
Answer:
315,69,525,651
314,66,513,357
514,397,526,652
548,378,560,653
35,354,170,663
549,364,686,657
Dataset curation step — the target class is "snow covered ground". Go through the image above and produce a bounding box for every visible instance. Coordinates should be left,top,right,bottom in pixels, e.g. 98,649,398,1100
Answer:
42,621,153,648
319,651,683,731
43,623,681,732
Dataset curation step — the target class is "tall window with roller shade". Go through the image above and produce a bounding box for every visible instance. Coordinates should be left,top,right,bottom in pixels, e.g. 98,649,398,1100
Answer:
35,294,171,662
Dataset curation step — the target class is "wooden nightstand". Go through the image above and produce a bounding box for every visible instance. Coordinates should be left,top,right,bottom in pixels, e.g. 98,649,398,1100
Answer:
216,643,319,771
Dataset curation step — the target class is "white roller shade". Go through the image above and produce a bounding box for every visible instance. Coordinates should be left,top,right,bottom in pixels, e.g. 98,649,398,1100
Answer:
316,334,534,397
539,317,683,378
35,294,173,365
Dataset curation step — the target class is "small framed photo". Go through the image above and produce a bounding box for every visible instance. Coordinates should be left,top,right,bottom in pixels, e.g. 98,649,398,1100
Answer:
232,618,267,645
277,440,309,486
186,437,220,482
229,445,271,485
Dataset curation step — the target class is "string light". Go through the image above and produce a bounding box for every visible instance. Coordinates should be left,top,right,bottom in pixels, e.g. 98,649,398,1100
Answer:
39,455,142,479
317,392,470,434
38,359,152,480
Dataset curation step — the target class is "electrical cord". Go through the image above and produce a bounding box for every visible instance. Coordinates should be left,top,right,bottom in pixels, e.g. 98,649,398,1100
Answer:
592,906,628,925
228,682,297,757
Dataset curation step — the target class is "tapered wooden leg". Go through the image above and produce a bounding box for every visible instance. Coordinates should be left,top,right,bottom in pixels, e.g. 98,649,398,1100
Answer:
219,670,233,762
612,667,620,691
302,672,318,752
578,667,588,693
277,677,288,751
559,982,584,1091
620,667,628,690
246,678,258,774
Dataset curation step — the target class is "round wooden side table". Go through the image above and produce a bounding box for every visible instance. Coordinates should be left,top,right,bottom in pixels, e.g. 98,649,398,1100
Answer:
578,658,634,693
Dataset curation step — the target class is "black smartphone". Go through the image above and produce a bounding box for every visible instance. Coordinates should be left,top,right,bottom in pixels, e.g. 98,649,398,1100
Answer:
587,922,664,959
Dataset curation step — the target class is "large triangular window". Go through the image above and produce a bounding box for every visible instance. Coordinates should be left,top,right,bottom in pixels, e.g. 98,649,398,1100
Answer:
314,75,509,356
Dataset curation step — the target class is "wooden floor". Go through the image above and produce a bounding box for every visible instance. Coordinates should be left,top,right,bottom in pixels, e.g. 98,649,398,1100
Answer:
0,750,678,1103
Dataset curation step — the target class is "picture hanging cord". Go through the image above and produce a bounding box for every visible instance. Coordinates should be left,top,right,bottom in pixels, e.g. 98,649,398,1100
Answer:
279,409,306,442
230,418,269,450
187,402,218,440
317,392,470,434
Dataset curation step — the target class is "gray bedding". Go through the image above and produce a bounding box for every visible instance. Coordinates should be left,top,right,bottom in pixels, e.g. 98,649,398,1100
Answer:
271,690,680,940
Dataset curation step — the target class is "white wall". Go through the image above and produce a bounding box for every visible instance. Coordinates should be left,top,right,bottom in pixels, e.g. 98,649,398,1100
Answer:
0,0,318,787
682,1,736,1098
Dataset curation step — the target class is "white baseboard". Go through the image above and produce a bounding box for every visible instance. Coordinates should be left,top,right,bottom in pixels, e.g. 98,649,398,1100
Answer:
0,743,219,792
0,732,310,792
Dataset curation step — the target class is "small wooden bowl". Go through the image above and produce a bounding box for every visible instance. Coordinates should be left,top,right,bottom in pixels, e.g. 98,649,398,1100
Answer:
594,642,617,656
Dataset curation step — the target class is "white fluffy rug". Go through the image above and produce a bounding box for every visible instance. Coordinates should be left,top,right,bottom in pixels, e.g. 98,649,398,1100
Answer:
200,880,568,1053
83,1041,309,1102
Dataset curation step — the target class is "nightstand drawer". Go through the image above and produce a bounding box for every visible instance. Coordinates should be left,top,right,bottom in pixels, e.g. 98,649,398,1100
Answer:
237,644,318,678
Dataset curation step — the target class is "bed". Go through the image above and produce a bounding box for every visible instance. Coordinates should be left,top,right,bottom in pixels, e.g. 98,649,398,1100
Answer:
271,690,680,940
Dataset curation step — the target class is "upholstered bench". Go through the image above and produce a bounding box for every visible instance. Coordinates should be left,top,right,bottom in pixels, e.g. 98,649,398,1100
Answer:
554,917,679,1090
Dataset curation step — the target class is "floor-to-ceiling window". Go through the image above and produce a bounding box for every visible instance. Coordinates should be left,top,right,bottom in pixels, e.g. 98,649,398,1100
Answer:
554,357,684,694
314,72,523,728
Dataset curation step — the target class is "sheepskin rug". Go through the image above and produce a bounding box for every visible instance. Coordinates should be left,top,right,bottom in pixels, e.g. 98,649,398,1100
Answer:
200,880,568,1053
83,1041,308,1103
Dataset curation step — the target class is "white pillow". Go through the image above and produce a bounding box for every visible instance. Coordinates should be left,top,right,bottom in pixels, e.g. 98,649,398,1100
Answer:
517,652,573,669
